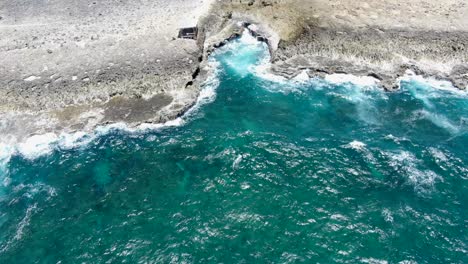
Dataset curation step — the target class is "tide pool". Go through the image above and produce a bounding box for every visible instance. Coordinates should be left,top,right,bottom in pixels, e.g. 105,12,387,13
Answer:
0,32,467,263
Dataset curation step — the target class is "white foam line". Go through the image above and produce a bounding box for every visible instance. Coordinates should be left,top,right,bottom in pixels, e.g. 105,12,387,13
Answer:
325,74,380,87
416,110,461,135
0,143,14,179
252,59,287,83
398,70,468,95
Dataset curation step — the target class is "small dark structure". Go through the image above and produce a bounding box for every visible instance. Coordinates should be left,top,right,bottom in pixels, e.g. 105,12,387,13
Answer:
178,27,198,40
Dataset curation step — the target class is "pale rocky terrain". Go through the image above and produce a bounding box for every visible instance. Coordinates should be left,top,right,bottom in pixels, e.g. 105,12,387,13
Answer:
0,0,214,141
304,0,468,31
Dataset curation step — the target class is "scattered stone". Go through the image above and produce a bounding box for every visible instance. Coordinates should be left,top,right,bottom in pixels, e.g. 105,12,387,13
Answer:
24,76,41,82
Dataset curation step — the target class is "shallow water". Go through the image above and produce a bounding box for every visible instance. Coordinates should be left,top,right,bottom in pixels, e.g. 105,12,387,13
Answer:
0,33,467,263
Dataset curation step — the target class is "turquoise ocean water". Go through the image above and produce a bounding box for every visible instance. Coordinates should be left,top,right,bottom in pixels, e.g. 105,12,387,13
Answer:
0,33,467,263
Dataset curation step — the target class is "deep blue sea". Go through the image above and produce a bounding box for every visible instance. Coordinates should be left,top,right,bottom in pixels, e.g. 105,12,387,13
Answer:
0,32,467,263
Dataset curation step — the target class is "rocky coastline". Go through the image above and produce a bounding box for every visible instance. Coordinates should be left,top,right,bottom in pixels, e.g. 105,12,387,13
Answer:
271,27,468,91
201,0,468,90
1,0,467,143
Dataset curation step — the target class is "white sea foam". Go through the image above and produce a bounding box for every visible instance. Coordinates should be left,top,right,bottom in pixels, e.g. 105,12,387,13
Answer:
254,63,382,88
334,82,385,125
4,130,96,162
292,70,310,83
0,202,36,253
398,261,417,264
383,134,410,144
428,147,448,162
343,140,379,167
252,60,288,83
58,131,94,150
1,119,181,165
399,72,465,135
423,111,460,134
239,29,259,45
14,203,37,240
17,133,59,160
325,74,380,87
247,24,259,32
382,208,394,223
388,150,440,193
193,63,219,107
412,110,461,135
400,71,467,115
213,29,268,79
0,143,14,164
399,70,468,95
225,28,288,83
0,143,14,188
346,140,366,150
0,200,42,253
232,154,243,169
361,258,388,264
138,118,185,131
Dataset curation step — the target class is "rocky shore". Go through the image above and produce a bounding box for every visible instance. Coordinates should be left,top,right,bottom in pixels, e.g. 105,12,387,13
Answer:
0,0,213,142
272,27,468,90
201,0,468,90
1,0,467,142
